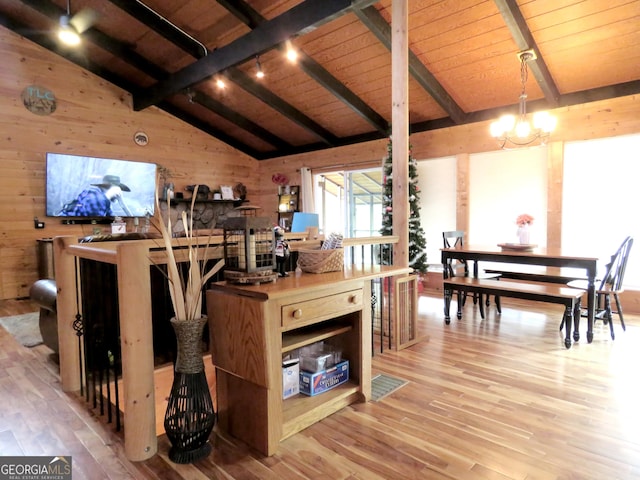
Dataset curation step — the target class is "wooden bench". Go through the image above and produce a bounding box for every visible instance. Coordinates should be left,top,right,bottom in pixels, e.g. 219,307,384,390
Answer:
443,277,585,348
483,265,588,285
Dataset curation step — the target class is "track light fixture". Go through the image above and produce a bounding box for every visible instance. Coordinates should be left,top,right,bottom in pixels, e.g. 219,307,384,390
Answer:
255,56,264,79
285,41,297,63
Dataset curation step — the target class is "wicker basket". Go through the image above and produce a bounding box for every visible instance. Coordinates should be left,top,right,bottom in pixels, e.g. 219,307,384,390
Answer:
297,247,344,274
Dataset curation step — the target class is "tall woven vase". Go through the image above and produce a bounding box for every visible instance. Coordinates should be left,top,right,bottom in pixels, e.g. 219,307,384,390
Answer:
164,316,215,464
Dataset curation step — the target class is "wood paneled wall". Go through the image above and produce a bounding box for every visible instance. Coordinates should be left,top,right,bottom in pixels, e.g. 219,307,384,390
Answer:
0,27,258,300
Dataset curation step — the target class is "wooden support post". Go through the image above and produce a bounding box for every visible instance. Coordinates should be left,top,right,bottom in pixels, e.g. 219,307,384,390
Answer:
53,236,82,392
547,141,564,249
456,153,470,239
116,242,157,461
391,0,409,270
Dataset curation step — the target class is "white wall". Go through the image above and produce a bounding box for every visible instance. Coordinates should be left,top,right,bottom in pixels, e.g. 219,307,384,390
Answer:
468,148,548,246
416,156,456,266
417,147,548,267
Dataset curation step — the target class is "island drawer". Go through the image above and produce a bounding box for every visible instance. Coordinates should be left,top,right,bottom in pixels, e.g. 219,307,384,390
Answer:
281,288,363,330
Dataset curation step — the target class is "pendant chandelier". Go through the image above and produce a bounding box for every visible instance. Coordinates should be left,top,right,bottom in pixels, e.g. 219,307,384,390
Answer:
490,50,557,148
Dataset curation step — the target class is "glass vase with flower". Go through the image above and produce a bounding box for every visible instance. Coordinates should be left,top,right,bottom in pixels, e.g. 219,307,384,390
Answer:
516,214,534,244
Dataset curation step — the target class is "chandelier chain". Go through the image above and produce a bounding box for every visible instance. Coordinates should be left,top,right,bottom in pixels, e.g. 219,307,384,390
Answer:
520,55,529,97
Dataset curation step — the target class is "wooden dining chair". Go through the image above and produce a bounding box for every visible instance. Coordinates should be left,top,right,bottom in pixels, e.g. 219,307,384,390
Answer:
565,236,633,340
442,231,501,311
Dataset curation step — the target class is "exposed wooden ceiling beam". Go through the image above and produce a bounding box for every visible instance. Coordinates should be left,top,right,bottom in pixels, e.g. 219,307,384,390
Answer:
189,90,292,150
134,0,361,111
294,52,390,134
218,0,389,134
354,5,467,125
109,0,339,146
494,0,560,106
159,102,262,158
223,68,339,145
109,0,330,148
107,0,207,59
216,0,261,29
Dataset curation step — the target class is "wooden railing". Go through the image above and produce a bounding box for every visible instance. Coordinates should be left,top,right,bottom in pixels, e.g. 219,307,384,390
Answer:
52,232,402,462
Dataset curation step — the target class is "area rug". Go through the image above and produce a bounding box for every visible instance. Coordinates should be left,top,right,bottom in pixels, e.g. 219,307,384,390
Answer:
0,312,42,347
371,373,408,402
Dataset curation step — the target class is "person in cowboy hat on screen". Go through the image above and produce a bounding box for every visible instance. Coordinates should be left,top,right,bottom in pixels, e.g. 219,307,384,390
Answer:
59,174,133,217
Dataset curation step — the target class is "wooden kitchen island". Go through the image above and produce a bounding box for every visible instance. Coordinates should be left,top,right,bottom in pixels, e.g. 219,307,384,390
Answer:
206,265,410,456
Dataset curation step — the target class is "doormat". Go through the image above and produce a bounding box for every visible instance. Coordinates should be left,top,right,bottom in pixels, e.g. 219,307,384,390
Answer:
371,373,408,401
0,312,42,347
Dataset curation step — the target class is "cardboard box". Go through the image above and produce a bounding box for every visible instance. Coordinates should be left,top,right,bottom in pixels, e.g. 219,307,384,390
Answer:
300,353,332,373
299,360,349,396
282,359,300,399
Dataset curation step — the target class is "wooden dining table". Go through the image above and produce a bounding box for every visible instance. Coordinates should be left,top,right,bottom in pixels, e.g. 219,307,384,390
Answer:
441,245,599,343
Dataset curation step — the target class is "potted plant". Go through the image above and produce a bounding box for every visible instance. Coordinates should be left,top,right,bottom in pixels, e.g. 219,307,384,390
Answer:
154,186,224,463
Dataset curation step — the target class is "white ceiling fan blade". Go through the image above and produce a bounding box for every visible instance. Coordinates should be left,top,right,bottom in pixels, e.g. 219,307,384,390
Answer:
69,8,99,34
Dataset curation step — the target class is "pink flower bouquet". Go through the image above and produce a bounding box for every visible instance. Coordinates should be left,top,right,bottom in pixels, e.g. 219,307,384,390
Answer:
516,214,534,226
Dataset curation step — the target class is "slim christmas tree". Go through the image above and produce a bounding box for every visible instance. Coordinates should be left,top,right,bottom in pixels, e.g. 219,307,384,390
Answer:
380,138,428,273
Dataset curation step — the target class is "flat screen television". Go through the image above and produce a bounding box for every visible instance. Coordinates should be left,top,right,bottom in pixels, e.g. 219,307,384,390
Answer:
46,152,157,218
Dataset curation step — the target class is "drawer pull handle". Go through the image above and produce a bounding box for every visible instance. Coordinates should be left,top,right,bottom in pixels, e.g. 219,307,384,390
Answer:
293,309,303,319
349,295,358,303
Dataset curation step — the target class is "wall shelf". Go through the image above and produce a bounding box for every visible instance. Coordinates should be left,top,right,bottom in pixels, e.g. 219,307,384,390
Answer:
277,186,299,231
169,198,246,207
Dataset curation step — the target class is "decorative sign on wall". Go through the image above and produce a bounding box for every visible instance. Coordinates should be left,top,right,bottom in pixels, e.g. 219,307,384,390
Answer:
134,131,149,146
21,85,56,115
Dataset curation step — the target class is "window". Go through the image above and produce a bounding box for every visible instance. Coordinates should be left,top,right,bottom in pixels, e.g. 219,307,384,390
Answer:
314,169,383,237
563,133,640,287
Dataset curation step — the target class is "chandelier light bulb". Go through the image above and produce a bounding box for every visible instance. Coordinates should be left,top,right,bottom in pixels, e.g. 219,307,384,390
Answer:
515,119,531,138
490,121,503,138
500,114,515,133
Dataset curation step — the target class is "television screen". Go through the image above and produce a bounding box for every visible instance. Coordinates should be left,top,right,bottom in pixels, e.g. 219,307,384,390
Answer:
46,153,157,218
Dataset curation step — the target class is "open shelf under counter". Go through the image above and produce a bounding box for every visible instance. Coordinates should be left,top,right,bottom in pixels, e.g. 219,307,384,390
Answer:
281,381,361,439
282,323,353,354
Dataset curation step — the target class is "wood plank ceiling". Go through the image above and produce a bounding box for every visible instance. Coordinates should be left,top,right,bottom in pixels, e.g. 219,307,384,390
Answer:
2,0,639,160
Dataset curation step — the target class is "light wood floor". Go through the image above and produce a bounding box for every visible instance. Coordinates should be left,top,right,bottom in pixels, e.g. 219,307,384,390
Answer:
1,295,639,479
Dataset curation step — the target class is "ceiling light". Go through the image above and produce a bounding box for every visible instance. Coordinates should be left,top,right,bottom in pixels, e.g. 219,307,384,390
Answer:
216,78,226,89
490,50,556,148
58,15,81,46
285,42,298,63
255,56,264,79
